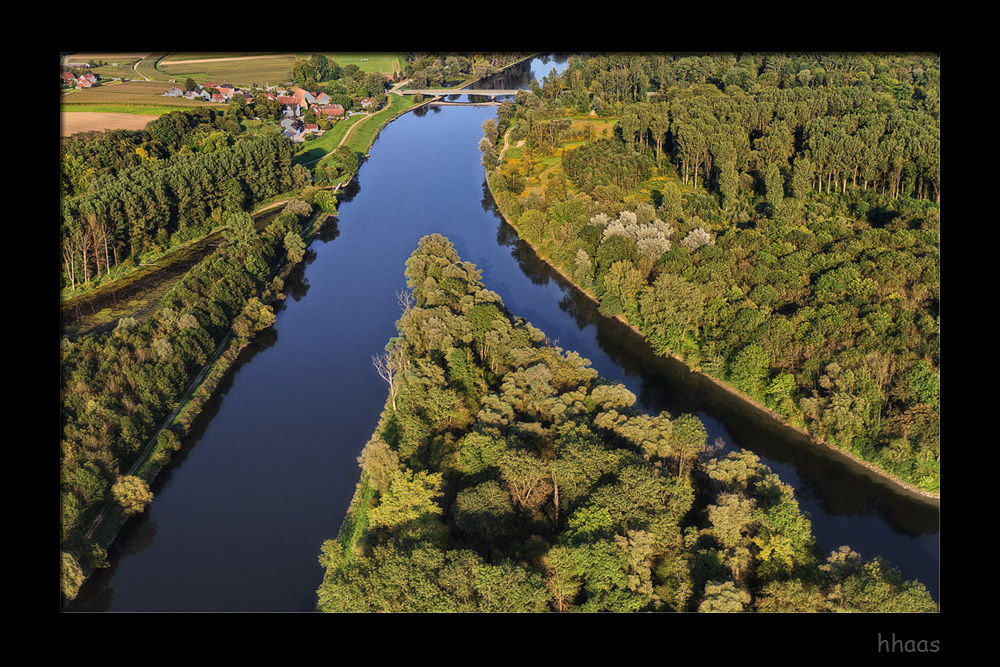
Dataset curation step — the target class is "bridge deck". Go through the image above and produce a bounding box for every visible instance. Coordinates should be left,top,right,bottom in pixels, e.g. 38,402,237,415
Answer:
394,88,520,97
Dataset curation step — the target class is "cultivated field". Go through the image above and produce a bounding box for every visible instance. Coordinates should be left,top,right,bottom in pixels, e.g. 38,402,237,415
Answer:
64,53,151,62
64,53,404,88
155,52,403,86
61,80,210,107
60,80,212,137
61,112,160,136
157,54,300,87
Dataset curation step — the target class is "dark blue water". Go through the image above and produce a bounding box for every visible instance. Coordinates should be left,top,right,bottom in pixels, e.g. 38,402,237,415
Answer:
70,57,939,611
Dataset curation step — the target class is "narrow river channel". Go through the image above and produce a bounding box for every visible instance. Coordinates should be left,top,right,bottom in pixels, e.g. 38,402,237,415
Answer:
69,55,939,612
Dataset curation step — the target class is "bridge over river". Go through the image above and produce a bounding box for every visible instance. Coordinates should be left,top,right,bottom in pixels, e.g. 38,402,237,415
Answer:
392,88,521,102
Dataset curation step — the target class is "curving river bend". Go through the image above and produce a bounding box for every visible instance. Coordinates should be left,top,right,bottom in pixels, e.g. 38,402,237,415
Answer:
69,55,939,612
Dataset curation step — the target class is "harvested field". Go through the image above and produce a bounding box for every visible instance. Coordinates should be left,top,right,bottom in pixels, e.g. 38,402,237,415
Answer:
62,80,194,105
64,53,151,62
161,53,298,65
61,112,160,136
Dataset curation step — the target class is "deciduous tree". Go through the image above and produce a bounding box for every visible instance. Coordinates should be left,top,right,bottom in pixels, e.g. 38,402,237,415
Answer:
368,469,444,531
111,475,153,516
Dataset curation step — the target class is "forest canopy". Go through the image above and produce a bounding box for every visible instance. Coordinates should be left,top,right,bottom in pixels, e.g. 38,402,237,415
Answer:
316,234,936,613
483,52,939,494
60,107,302,292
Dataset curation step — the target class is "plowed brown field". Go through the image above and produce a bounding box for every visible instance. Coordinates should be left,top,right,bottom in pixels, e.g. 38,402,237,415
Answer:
61,112,159,137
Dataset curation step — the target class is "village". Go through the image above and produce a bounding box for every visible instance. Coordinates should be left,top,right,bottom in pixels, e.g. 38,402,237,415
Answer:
163,82,380,143
61,64,381,144
60,69,100,89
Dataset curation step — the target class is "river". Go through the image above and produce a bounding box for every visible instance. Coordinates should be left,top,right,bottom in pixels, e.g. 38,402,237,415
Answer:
68,54,939,612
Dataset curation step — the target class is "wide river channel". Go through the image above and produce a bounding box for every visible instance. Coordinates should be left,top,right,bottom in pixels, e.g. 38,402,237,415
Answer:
70,55,940,612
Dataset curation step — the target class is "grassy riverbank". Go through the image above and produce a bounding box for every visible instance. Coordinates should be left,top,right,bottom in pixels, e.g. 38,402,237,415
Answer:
296,92,419,170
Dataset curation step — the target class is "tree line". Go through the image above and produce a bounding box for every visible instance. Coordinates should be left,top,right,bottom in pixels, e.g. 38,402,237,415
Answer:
315,234,936,612
60,183,324,602
402,53,528,90
482,53,939,494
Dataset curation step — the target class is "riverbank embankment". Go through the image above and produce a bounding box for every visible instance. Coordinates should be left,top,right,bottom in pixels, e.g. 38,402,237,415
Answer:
63,195,336,610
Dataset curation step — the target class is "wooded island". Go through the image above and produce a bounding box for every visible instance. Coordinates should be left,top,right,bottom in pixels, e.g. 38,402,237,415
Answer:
316,233,937,612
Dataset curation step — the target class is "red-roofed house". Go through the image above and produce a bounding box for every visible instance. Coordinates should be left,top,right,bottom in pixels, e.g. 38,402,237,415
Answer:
315,104,345,119
277,96,301,116
75,72,98,88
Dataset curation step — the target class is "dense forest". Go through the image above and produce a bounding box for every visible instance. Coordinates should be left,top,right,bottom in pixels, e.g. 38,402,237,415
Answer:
482,52,939,494
58,105,333,601
59,193,321,600
315,234,936,612
58,106,320,292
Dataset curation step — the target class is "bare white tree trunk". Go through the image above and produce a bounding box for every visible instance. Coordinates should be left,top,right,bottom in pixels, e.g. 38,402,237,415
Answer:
372,353,397,411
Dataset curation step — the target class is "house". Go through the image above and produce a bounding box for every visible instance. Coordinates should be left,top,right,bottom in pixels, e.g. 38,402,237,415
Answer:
276,95,301,116
315,104,345,119
280,117,305,133
164,86,184,97
72,72,98,88
290,88,332,110
60,71,76,85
